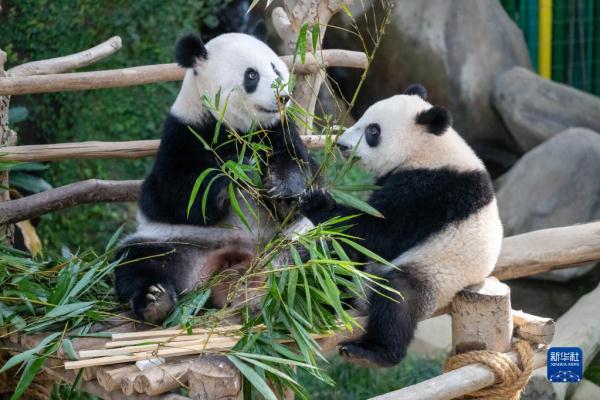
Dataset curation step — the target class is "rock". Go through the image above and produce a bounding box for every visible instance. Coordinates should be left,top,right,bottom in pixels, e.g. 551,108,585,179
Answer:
325,0,531,175
493,67,600,152
497,128,600,281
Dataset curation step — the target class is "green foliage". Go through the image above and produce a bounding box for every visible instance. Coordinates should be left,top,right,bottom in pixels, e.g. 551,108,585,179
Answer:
298,353,443,399
1,0,226,251
585,364,600,386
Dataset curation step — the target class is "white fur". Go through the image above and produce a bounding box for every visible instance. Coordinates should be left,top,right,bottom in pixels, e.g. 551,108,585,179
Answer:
392,199,502,313
171,33,290,131
339,92,503,316
337,94,484,177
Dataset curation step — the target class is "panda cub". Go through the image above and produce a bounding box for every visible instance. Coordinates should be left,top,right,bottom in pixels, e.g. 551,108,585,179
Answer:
114,33,313,323
299,84,503,367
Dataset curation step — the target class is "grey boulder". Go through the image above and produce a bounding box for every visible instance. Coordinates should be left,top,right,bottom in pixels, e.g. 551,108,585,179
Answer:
493,67,600,152
497,128,600,280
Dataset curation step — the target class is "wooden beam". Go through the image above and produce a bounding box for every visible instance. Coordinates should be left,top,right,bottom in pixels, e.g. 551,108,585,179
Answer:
7,37,122,77
0,50,367,96
368,346,546,400
492,222,600,280
0,135,327,162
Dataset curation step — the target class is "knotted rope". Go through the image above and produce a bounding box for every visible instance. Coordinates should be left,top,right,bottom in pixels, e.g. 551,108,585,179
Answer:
444,340,534,400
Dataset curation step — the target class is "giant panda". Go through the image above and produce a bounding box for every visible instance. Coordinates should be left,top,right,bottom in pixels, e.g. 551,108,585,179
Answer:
298,84,503,367
114,33,314,324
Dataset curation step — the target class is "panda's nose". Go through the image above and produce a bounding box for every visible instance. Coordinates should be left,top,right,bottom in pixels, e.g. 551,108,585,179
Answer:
336,142,351,152
278,94,290,105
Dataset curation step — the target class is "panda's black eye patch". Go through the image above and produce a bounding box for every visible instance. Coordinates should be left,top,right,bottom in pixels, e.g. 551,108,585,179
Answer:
365,123,381,147
244,68,260,93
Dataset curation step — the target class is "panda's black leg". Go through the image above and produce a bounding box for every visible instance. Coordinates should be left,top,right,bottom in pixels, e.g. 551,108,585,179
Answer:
131,282,178,324
339,269,429,368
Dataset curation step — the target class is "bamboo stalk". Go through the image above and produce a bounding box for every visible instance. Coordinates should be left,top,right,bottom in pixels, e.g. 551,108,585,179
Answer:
0,50,367,96
105,333,220,348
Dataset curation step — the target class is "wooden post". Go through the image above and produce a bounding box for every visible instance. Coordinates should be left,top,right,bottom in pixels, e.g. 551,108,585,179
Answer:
188,356,242,400
451,277,513,354
522,282,600,400
272,0,351,134
0,48,17,243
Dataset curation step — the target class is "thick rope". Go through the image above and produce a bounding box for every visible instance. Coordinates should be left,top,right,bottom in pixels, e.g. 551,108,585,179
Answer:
444,340,534,400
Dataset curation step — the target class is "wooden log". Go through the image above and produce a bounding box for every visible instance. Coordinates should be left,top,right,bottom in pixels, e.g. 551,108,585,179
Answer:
493,221,600,280
512,310,554,345
571,380,600,400
96,364,140,392
0,50,367,96
188,355,242,400
0,179,141,225
368,347,547,400
7,37,122,77
134,360,192,396
522,282,600,400
451,277,513,354
121,370,146,395
0,135,327,162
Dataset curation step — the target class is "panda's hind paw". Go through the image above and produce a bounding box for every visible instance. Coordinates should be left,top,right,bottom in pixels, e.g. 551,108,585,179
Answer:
338,340,398,368
133,284,176,324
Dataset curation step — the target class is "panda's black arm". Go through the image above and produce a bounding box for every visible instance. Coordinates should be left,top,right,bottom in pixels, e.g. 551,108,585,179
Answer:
299,189,404,262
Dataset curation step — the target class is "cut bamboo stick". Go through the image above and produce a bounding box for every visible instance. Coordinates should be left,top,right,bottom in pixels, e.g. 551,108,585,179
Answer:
80,336,241,359
110,324,243,341
105,333,223,348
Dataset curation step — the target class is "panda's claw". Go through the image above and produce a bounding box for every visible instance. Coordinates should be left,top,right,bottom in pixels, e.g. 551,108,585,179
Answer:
148,285,162,294
145,293,156,301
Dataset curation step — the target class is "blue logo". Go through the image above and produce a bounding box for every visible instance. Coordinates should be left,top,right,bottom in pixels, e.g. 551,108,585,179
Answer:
547,347,582,383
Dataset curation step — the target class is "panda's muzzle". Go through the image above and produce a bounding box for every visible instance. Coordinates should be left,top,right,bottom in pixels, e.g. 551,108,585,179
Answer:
336,142,353,159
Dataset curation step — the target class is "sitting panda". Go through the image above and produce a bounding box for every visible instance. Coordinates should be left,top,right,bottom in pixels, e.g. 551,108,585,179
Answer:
298,84,503,367
115,33,314,323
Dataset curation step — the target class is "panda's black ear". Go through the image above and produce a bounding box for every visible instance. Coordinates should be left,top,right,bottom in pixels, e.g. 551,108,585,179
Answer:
404,84,427,100
252,19,268,42
415,106,452,135
175,33,207,68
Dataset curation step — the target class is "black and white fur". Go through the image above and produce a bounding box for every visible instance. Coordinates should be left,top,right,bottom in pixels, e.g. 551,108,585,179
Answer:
298,84,503,367
114,33,314,323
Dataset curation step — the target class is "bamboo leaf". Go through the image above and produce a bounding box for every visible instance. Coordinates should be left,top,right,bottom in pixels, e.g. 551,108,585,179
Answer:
187,168,217,218
0,332,60,373
330,189,384,218
228,183,251,231
227,355,277,400
10,356,46,400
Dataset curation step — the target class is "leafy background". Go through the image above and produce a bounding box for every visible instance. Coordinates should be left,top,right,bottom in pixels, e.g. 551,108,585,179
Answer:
2,0,228,252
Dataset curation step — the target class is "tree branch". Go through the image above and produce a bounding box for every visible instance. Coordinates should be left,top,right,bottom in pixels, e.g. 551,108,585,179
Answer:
0,179,140,225
0,50,366,96
7,36,122,77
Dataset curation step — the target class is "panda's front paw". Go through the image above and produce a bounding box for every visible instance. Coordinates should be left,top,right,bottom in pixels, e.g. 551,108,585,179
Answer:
265,170,305,199
299,187,335,215
133,284,177,324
